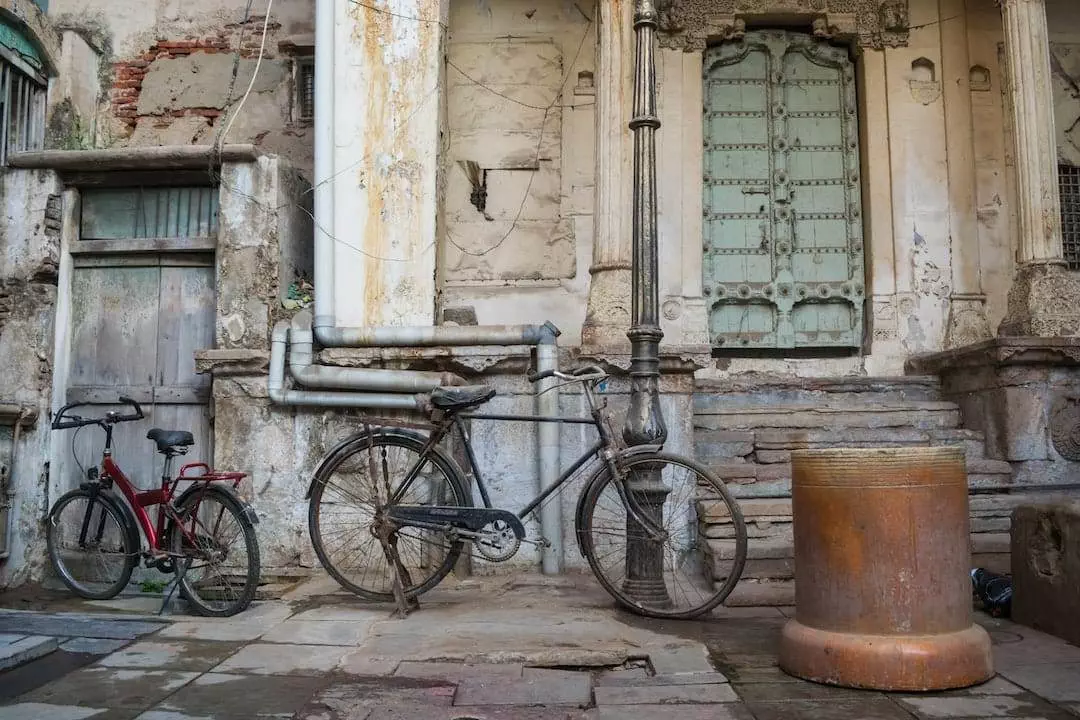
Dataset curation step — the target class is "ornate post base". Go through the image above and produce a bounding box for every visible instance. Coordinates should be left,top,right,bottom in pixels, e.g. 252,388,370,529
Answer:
621,467,672,608
998,263,1080,338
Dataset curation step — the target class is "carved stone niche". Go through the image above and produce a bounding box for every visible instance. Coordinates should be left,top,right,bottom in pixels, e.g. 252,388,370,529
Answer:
656,0,910,52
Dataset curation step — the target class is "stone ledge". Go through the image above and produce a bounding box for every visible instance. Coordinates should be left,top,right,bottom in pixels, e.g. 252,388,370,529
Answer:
195,349,270,376
906,337,1080,374
0,404,38,425
574,345,712,375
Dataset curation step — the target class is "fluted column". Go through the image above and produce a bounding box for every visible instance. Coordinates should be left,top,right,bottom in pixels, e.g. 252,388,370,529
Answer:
998,0,1080,337
582,0,634,347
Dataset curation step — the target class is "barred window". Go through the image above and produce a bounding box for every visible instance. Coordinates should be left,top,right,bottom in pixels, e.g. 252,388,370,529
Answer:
293,57,314,124
1,52,47,166
1061,164,1080,271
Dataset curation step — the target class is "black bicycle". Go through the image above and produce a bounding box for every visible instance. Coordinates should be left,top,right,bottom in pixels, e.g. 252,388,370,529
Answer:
306,365,747,619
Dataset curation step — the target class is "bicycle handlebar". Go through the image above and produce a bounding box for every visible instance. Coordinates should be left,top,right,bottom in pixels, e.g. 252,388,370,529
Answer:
526,365,608,384
51,395,145,430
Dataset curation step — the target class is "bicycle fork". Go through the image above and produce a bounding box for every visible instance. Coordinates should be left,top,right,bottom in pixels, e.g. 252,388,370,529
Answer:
601,449,669,543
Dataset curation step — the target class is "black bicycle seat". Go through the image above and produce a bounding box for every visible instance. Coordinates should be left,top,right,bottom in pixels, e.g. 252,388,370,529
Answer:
429,385,496,411
147,428,195,453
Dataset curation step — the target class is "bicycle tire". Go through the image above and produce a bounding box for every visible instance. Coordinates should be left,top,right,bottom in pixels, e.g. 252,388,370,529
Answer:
170,485,260,617
308,430,469,602
576,450,747,620
46,488,138,600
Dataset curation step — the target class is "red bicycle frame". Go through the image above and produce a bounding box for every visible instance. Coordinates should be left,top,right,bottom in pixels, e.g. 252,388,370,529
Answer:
101,455,246,552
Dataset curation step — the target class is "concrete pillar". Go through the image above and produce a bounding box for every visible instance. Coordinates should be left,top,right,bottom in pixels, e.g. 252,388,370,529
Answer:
998,0,1080,337
331,0,445,327
941,0,990,348
582,0,634,347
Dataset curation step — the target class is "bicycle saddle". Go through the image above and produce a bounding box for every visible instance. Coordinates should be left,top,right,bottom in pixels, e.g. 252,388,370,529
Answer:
147,428,195,453
429,385,496,411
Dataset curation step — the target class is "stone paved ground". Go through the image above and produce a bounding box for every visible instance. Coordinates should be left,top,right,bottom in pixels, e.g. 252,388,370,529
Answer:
0,572,1078,719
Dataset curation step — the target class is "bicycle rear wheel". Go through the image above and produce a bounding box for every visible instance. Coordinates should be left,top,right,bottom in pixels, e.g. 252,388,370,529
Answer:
576,451,747,619
169,485,260,617
46,489,137,600
308,430,469,602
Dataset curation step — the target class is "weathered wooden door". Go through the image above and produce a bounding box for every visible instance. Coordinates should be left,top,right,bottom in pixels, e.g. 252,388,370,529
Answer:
703,31,865,351
66,187,216,488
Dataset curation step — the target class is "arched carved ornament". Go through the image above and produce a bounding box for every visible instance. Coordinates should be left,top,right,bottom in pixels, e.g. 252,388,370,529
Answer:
655,0,911,52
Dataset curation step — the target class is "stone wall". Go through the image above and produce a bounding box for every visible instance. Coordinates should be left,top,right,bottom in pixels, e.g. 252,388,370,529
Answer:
0,168,62,588
45,0,315,174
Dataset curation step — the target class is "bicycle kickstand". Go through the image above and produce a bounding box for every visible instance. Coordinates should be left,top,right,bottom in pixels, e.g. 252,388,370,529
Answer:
158,560,188,616
364,420,418,619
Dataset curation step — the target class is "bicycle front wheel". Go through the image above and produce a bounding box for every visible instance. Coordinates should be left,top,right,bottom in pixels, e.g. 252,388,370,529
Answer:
308,430,469,602
46,489,137,600
576,451,747,620
169,485,260,617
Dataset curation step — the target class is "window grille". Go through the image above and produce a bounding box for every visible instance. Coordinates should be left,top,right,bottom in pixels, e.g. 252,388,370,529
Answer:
80,187,220,241
295,57,314,124
1,59,47,166
1060,164,1080,271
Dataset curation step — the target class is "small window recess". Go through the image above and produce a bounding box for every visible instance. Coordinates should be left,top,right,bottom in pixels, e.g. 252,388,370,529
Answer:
292,56,315,127
1060,164,1080,271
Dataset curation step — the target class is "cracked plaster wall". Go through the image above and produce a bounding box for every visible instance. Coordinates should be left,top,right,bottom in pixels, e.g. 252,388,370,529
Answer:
438,0,595,345
0,169,62,588
1047,0,1080,168
45,0,315,175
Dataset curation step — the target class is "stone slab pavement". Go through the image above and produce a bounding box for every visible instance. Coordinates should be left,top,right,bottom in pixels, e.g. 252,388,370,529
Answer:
0,572,1077,719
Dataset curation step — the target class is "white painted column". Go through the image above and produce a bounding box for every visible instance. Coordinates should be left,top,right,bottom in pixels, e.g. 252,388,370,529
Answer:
582,0,634,347
1001,0,1064,266
941,0,990,347
331,0,446,327
997,0,1080,337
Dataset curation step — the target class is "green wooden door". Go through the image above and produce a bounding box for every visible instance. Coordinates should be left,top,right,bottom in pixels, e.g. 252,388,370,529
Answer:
703,31,865,351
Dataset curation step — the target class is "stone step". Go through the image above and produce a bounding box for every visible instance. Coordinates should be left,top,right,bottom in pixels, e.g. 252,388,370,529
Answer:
695,375,944,407
694,402,962,431
723,579,795,607
704,457,1012,484
0,634,58,671
696,427,988,463
704,533,1013,584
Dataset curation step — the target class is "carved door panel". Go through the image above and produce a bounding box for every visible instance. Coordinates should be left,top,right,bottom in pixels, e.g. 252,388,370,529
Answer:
702,31,865,351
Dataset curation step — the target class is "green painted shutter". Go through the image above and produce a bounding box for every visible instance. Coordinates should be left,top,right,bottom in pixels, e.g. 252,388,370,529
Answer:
702,31,865,352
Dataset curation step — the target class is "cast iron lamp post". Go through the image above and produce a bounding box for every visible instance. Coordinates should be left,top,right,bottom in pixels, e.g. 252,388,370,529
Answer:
621,0,672,608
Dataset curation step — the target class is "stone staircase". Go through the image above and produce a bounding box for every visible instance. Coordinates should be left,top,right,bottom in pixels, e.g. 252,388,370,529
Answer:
693,375,1016,606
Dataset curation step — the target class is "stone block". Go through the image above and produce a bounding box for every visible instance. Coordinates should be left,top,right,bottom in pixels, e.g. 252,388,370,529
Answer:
1011,502,1080,646
594,683,739,705
0,635,57,670
696,430,755,458
454,673,592,706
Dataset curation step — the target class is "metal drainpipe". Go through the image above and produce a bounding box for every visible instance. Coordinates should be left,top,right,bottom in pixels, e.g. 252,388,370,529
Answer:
312,0,335,338
312,322,561,348
269,322,426,410
536,335,561,574
0,409,31,562
288,312,465,392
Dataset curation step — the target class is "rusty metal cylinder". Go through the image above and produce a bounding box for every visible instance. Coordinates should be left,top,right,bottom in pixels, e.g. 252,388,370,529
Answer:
779,447,993,691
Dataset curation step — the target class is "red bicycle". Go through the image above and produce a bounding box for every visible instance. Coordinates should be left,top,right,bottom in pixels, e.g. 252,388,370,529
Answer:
45,396,261,617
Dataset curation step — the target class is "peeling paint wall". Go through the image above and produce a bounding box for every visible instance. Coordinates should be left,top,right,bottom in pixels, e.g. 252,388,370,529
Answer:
46,0,315,174
0,169,62,588
438,0,595,344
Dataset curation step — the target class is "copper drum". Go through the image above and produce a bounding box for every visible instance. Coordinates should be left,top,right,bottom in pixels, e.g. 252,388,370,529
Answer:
778,447,993,691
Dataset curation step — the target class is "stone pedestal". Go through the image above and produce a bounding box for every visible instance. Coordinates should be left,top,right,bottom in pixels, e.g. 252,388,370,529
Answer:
998,264,1080,338
1011,502,1080,646
906,338,1080,486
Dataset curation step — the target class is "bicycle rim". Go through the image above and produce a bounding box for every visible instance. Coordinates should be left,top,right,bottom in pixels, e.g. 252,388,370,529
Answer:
172,487,260,617
308,432,468,602
46,490,136,600
577,452,747,619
